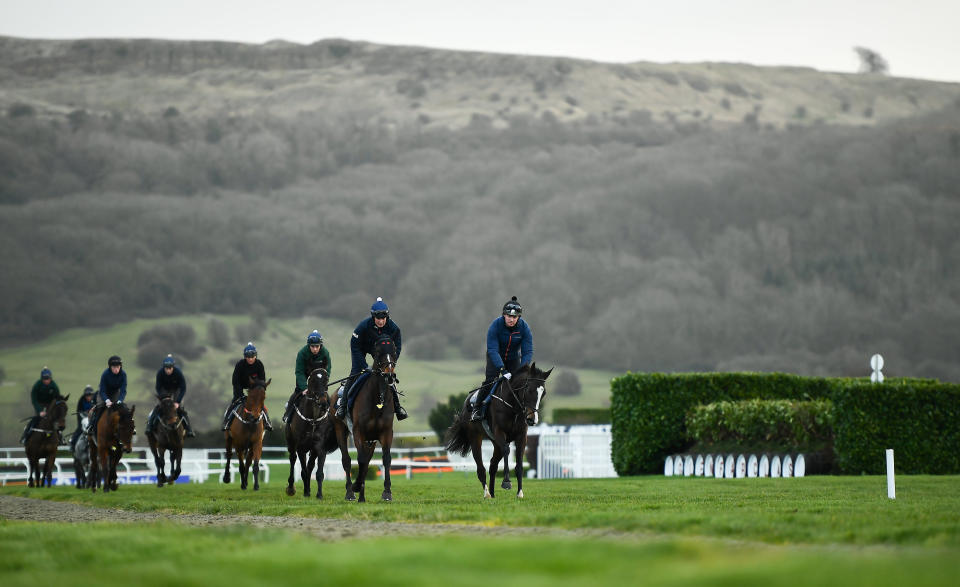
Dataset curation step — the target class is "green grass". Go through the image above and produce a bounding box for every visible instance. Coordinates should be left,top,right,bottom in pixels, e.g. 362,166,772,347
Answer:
3,475,960,586
0,314,618,442
4,474,959,547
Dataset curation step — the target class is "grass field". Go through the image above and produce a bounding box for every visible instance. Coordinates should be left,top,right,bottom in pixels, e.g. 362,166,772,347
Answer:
0,314,617,443
2,475,959,586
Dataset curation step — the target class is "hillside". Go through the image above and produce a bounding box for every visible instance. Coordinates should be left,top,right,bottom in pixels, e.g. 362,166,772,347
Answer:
2,36,958,130
1,36,960,388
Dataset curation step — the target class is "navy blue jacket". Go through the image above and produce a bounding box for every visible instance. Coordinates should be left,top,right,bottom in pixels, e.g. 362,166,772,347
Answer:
98,368,127,403
232,358,266,400
350,317,402,375
486,316,534,372
76,394,96,427
155,366,187,402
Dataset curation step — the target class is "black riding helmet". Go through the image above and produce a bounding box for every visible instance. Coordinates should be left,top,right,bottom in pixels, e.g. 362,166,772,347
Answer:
502,296,522,317
108,355,122,367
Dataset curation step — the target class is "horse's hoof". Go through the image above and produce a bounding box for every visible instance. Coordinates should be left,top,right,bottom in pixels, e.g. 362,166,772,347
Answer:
315,493,323,500
28,480,34,488
381,491,392,501
517,490,524,499
286,486,295,496
345,492,356,501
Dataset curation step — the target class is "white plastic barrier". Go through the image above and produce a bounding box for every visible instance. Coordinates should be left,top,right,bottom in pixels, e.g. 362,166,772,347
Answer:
663,452,811,479
535,425,617,479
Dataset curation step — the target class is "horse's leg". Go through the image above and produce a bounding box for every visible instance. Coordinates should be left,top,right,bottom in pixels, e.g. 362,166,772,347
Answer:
514,437,527,498
354,440,373,503
238,445,249,490
314,446,326,500
304,450,316,498
151,439,165,487
44,451,55,487
27,453,36,488
99,446,111,493
88,441,98,493
286,440,297,496
171,443,182,482
252,439,263,491
469,434,488,498
501,441,512,491
381,431,394,502
488,443,504,499
223,430,233,484
336,424,355,501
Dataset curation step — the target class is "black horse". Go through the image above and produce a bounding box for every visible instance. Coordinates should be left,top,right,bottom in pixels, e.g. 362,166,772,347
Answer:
25,396,69,488
284,368,337,498
445,363,551,499
332,335,400,502
147,390,186,487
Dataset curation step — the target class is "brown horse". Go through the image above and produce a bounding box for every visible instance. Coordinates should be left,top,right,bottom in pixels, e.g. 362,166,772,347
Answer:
89,403,136,493
332,335,399,502
284,368,337,498
445,363,551,499
25,395,69,488
224,378,271,490
147,391,185,487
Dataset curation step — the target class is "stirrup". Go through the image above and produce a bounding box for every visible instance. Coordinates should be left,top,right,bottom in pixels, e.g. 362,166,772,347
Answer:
335,405,347,420
395,406,408,421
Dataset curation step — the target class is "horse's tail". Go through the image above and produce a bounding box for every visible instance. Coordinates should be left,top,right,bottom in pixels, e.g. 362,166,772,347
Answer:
444,411,471,456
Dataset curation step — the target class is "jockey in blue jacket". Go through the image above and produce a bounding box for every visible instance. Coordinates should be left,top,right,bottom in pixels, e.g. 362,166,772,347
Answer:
88,355,127,432
146,354,196,438
472,296,534,421
335,297,407,421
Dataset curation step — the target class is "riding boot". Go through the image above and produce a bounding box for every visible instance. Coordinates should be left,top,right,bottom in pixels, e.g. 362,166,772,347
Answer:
470,391,487,421
282,389,300,423
180,409,196,437
20,421,31,445
392,387,408,421
262,407,274,431
334,384,347,419
222,402,236,431
145,408,157,437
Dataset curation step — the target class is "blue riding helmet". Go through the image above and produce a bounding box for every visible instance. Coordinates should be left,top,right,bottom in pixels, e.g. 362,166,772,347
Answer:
243,342,257,358
40,367,52,379
162,354,175,368
307,330,323,345
502,296,522,317
370,297,389,319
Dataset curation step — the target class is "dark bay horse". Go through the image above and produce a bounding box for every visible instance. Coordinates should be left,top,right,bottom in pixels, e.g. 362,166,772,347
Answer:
25,395,69,488
445,362,551,498
284,368,337,498
332,336,399,502
147,391,185,487
224,378,270,490
89,403,136,493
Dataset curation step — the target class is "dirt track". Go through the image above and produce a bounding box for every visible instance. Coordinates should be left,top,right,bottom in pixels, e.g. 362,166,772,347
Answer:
0,494,593,540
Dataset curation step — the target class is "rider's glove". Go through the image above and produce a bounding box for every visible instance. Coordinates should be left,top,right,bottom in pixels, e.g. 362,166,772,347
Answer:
503,372,512,381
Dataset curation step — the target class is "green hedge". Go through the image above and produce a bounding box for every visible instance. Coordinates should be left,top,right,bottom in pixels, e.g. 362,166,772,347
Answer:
611,372,960,476
552,408,610,425
687,399,834,449
833,382,960,474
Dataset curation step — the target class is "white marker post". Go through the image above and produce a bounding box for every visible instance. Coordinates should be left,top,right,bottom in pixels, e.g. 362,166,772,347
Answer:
886,449,896,499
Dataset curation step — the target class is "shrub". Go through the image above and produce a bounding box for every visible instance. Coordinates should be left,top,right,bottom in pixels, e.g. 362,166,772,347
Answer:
207,318,230,350
686,398,834,449
552,370,582,396
428,392,469,441
136,323,206,369
552,408,609,425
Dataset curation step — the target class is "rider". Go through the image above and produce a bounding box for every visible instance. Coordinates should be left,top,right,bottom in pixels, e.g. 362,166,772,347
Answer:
335,297,407,421
146,354,196,438
89,355,128,433
282,330,331,423
222,342,274,431
70,384,97,450
471,296,534,421
20,367,63,444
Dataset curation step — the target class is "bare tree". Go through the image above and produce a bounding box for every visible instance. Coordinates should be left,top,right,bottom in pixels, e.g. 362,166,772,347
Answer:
854,47,889,75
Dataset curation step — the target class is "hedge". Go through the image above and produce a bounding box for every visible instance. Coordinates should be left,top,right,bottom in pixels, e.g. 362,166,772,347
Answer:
611,372,958,476
552,408,610,425
687,398,834,449
833,382,960,474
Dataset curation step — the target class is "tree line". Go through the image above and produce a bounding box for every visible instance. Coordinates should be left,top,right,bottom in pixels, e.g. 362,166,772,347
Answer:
2,100,959,382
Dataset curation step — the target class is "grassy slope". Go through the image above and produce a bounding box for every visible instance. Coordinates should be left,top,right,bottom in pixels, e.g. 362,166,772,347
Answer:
0,315,616,443
2,475,959,586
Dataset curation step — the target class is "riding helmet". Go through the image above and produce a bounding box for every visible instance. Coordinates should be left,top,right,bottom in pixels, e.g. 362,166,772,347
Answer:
40,367,53,379
162,354,176,368
502,296,523,317
243,342,257,358
108,355,123,367
83,385,95,395
370,297,389,319
307,330,323,345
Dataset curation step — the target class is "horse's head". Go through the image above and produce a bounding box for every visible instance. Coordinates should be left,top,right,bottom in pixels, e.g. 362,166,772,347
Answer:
513,363,552,426
373,336,398,382
49,395,70,431
156,392,178,426
306,368,330,408
246,378,270,417
116,404,136,453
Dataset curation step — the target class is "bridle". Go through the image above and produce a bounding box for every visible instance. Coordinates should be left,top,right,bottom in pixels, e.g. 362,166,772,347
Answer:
493,376,548,426
155,395,183,434
32,398,68,438
294,370,330,429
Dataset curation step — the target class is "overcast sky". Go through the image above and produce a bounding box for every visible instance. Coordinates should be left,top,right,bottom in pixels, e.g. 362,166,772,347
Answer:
3,0,958,83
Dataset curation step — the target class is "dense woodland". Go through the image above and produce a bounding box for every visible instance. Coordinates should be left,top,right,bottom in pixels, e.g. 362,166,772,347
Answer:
2,39,960,382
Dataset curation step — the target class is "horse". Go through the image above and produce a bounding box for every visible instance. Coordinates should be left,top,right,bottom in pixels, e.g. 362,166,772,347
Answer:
25,395,69,488
73,415,91,489
88,403,136,493
147,390,185,487
332,335,400,502
224,378,271,490
445,362,551,499
284,368,337,498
